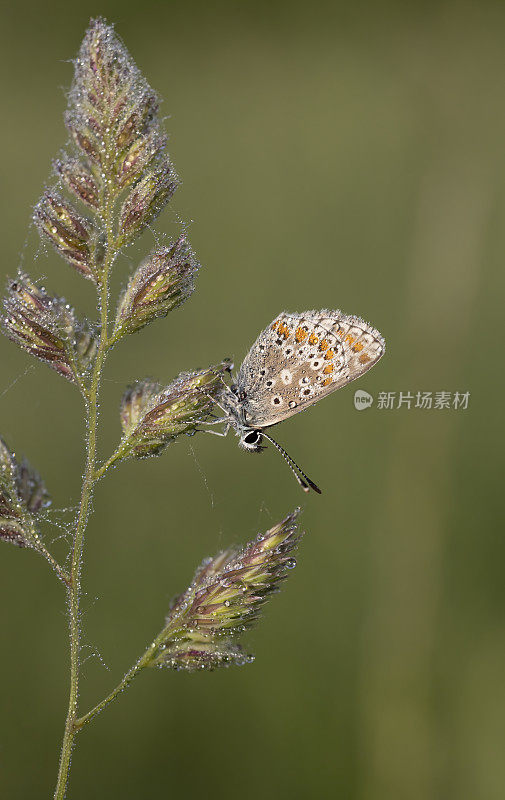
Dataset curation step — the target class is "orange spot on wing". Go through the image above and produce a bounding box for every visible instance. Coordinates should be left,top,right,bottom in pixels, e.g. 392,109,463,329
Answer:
324,349,335,360
336,329,345,338
359,353,371,364
308,333,319,345
344,334,355,346
295,326,307,342
319,339,329,351
322,378,332,386
352,342,364,352
323,363,334,374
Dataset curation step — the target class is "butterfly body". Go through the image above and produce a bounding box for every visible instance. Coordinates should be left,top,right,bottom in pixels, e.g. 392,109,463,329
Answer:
217,309,385,491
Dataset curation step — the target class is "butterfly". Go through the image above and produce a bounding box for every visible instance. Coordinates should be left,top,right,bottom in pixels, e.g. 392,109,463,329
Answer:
212,309,385,493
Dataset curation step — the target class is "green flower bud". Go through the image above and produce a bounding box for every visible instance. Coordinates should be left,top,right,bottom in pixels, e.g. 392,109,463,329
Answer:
54,155,99,210
119,163,178,244
0,438,50,548
2,274,96,383
62,18,173,217
114,91,159,152
119,379,161,438
113,237,197,338
150,510,303,671
115,130,167,192
119,362,231,458
33,192,96,279
65,113,102,166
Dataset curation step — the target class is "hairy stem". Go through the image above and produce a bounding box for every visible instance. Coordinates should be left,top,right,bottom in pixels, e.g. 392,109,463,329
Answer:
53,287,109,799
26,517,70,584
38,542,70,585
75,618,185,729
54,196,116,799
94,438,130,482
75,643,157,730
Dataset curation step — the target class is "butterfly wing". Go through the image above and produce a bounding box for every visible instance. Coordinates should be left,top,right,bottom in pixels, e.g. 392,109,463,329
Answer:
236,309,385,428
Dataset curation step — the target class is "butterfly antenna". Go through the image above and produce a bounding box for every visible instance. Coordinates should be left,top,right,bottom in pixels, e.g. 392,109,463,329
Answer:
261,431,322,494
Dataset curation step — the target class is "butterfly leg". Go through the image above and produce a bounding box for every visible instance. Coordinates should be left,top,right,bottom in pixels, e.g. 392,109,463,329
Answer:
199,416,231,436
194,419,230,437
202,390,231,416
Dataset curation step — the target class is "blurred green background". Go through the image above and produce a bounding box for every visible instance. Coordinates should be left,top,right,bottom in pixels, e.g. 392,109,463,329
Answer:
1,1,504,798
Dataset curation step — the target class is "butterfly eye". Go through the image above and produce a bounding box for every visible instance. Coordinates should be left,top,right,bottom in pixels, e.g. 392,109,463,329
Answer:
244,430,262,445
240,430,264,451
